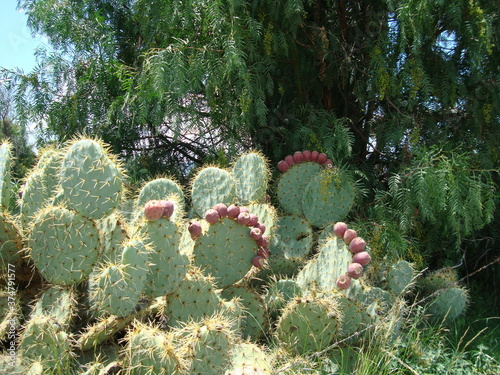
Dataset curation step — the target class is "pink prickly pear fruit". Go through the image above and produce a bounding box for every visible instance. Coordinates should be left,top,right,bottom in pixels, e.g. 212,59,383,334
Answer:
317,153,328,164
343,229,357,244
237,212,251,226
347,263,364,279
349,237,366,253
293,151,304,164
144,200,164,221
256,223,266,234
257,247,270,259
310,151,319,162
159,200,175,218
248,214,259,227
213,203,228,219
205,209,220,224
277,160,290,173
256,235,269,248
284,155,296,166
188,221,203,240
252,256,266,268
336,275,352,290
333,222,348,238
250,227,263,241
352,251,371,266
302,150,312,161
227,204,241,219
323,159,334,168
239,206,249,214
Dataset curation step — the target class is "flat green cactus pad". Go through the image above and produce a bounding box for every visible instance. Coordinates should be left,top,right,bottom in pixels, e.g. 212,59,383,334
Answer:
136,177,185,213
276,297,341,354
60,139,123,220
193,217,259,288
277,162,322,216
302,168,356,227
29,206,100,285
191,167,236,216
124,322,182,375
428,287,468,323
232,152,269,204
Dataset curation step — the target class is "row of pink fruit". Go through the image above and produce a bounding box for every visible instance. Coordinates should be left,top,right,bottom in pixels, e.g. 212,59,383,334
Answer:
277,150,334,172
333,222,372,290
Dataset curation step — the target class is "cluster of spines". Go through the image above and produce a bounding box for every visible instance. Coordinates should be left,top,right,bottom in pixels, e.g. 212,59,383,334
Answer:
277,150,333,172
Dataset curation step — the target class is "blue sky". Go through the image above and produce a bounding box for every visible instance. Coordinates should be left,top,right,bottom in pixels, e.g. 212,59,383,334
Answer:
0,0,48,72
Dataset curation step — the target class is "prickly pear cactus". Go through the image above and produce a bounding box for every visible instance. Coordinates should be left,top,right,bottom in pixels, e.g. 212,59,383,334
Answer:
192,215,261,289
427,287,469,323
191,167,236,216
60,138,123,220
29,205,101,285
386,260,415,295
232,152,269,204
124,321,184,375
0,142,12,210
301,167,356,227
275,296,342,354
175,314,236,375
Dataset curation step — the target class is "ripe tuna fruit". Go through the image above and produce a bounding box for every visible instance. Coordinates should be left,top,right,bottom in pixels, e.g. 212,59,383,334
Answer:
317,153,328,165
302,150,312,161
237,212,251,226
310,151,319,162
248,214,259,227
227,204,241,219
250,227,263,241
333,222,348,238
347,263,364,279
343,229,357,244
352,251,371,266
144,200,164,221
277,160,290,173
293,151,304,164
252,256,266,268
284,155,296,166
349,237,366,253
336,275,352,290
205,209,220,224
213,203,228,219
323,159,334,168
159,200,175,218
188,221,203,240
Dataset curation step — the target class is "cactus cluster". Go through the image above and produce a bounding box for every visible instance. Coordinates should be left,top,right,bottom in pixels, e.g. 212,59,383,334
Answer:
0,139,470,373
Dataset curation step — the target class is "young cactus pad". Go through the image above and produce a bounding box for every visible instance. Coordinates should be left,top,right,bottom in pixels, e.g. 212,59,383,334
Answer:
136,177,185,214
29,205,100,285
60,138,123,220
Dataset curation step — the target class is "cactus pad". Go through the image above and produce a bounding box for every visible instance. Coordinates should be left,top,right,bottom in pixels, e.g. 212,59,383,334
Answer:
60,138,123,220
29,206,100,284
